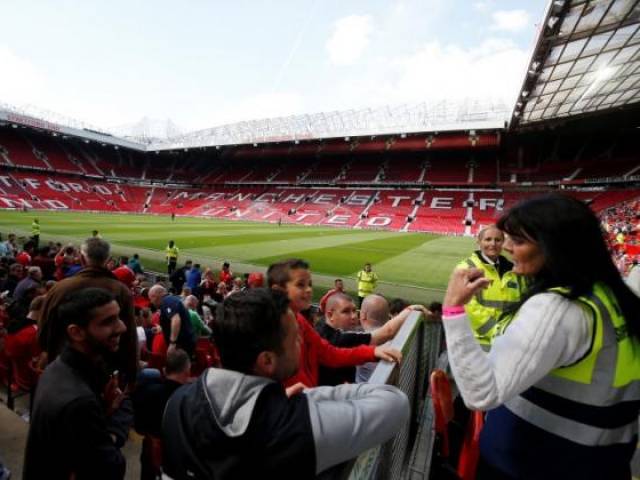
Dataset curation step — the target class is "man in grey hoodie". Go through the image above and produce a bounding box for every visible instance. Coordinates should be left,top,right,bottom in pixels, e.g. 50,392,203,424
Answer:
162,288,410,480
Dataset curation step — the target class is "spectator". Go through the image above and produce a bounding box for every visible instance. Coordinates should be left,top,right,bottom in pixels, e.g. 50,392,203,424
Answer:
13,266,43,302
31,246,55,281
148,285,195,356
133,349,191,436
4,299,41,382
319,278,344,313
112,258,136,288
4,263,24,297
24,288,132,480
162,288,410,479
229,276,243,295
38,237,138,382
442,194,640,479
186,263,202,292
132,349,191,480
180,286,192,299
0,233,18,258
200,268,217,300
213,282,227,302
356,263,378,307
127,253,144,275
246,271,264,289
389,297,409,316
428,301,443,322
267,259,401,389
170,259,192,294
15,243,33,266
184,295,212,338
219,261,233,285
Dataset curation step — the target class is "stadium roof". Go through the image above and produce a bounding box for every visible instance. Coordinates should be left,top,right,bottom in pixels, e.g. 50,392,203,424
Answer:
512,0,640,127
147,99,509,151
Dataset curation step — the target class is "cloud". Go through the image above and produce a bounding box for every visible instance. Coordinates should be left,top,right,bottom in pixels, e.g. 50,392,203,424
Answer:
318,38,528,112
491,10,530,32
0,46,46,106
326,15,373,66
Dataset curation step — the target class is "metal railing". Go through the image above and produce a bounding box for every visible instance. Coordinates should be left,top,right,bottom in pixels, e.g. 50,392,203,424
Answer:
337,312,443,480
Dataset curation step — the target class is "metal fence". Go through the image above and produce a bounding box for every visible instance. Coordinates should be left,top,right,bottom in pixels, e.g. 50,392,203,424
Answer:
337,312,444,480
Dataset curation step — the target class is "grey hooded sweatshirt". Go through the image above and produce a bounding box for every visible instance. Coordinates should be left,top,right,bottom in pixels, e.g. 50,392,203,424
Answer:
162,368,410,479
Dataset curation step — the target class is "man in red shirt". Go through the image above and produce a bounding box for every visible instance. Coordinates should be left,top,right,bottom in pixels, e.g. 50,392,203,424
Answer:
267,258,401,390
112,257,136,289
219,261,233,286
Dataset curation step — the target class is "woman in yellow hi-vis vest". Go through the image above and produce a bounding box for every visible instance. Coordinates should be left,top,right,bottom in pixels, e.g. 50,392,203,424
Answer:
442,194,640,479
456,225,525,350
356,263,378,307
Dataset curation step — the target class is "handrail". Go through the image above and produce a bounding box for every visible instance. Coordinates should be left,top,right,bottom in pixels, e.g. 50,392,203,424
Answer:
333,312,444,480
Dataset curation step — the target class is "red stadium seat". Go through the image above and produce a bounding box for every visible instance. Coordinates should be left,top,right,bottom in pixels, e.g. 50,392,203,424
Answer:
430,369,484,480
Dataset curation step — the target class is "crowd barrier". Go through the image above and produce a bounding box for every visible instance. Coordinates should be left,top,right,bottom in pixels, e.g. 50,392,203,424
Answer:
335,312,444,480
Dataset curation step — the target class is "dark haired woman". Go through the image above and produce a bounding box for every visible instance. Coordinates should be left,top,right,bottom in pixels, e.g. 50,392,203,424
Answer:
442,194,640,479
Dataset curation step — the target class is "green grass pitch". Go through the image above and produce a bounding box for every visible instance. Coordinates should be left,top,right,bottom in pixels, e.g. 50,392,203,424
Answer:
0,210,475,304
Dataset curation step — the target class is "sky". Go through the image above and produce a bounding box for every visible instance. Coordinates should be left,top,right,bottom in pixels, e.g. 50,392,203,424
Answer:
0,1,547,133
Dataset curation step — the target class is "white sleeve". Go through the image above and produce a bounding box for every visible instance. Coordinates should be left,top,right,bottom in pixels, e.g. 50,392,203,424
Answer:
305,383,410,474
443,293,593,411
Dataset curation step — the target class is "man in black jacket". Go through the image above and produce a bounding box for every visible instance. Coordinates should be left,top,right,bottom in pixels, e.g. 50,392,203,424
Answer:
169,259,192,294
24,288,133,480
163,288,410,479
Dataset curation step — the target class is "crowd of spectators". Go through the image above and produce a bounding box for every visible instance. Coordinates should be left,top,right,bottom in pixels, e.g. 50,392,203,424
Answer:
3,193,638,479
0,228,427,479
601,197,640,275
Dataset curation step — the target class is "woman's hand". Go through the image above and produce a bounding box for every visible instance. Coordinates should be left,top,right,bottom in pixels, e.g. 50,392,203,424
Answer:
443,268,492,308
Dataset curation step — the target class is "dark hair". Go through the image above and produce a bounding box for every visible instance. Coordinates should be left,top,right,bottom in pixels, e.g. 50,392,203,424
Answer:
389,298,409,316
165,348,190,375
81,238,110,265
42,288,117,360
428,302,443,315
56,288,116,330
6,301,33,334
213,288,290,374
267,258,310,287
498,194,640,338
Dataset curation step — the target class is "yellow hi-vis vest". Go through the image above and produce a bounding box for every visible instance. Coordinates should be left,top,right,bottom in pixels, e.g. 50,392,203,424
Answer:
498,283,640,447
166,245,179,262
357,270,378,298
32,221,40,236
457,253,525,350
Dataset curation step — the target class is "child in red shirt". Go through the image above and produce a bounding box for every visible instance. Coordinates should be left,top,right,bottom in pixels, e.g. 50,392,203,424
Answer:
267,258,401,389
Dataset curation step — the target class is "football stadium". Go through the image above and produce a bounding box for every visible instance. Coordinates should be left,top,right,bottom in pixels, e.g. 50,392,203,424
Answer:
1,0,640,479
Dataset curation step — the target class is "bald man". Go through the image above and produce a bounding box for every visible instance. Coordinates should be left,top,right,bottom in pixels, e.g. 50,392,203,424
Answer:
315,293,414,385
149,285,195,355
183,294,212,338
357,295,432,383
